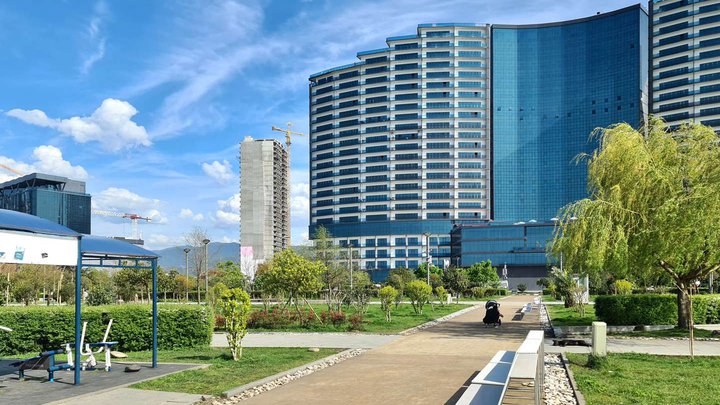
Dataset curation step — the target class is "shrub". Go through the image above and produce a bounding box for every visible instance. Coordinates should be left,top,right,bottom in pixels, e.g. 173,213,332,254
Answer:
595,294,677,325
0,305,213,355
320,310,346,327
517,284,527,293
217,288,251,360
435,286,449,306
613,280,633,295
348,314,364,331
471,287,486,299
484,288,508,297
405,280,432,314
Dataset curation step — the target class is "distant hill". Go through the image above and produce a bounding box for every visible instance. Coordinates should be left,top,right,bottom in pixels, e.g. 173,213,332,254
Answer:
155,242,239,269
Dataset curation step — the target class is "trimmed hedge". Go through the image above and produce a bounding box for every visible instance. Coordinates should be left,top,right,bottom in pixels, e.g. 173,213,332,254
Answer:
0,305,213,355
595,294,720,325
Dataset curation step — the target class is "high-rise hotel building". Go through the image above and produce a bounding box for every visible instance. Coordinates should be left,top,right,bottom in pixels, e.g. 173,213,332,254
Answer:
309,5,649,281
651,0,720,130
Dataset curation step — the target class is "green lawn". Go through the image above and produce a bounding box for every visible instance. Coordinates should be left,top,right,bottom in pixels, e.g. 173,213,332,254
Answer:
546,304,597,326
609,327,717,339
249,303,471,334
128,347,338,396
567,353,720,405
1,347,338,396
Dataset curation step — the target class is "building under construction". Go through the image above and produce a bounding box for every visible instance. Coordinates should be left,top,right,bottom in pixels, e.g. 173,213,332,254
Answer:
0,173,91,234
239,137,290,263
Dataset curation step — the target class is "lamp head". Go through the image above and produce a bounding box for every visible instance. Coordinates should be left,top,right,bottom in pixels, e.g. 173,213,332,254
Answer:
183,248,191,253
202,239,210,245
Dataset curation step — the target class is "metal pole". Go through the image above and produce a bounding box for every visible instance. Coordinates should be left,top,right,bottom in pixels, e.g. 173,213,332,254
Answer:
348,242,353,292
426,235,430,285
204,243,209,302
152,259,158,368
184,248,190,302
74,236,82,385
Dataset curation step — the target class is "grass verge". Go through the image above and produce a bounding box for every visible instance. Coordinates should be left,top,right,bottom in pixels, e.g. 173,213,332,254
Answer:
128,347,339,396
567,353,720,404
546,304,597,326
249,303,471,334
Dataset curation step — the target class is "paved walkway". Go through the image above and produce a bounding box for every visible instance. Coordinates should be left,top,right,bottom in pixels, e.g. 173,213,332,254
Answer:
546,337,720,356
48,388,204,405
212,332,399,349
241,296,541,405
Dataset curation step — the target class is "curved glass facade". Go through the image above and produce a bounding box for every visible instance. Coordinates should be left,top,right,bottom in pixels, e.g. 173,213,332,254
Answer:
492,5,649,222
651,0,720,130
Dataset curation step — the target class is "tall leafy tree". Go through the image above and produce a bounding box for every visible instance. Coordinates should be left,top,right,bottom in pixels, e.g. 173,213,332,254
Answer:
443,267,470,303
311,226,349,310
551,120,720,329
264,249,324,318
467,261,500,288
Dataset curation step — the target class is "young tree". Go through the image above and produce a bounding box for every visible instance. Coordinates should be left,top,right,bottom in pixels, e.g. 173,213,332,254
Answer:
405,280,432,315
184,226,211,304
443,267,469,303
414,262,442,280
387,268,415,308
551,120,720,329
348,271,372,315
264,249,324,319
467,261,500,288
217,287,252,360
435,286,449,306
378,285,398,322
311,226,349,311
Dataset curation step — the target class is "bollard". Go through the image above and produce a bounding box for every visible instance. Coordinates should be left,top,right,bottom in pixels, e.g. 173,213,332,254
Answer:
592,321,607,357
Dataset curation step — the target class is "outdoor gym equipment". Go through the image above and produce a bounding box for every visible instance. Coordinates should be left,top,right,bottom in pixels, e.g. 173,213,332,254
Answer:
66,319,118,372
11,348,72,382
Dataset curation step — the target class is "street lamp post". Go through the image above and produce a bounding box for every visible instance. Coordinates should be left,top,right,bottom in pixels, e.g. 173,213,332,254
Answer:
347,241,354,293
183,248,191,302
423,232,431,285
203,239,210,303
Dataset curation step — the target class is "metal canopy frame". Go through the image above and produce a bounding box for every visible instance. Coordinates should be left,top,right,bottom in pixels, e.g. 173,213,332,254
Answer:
74,240,159,386
0,209,159,386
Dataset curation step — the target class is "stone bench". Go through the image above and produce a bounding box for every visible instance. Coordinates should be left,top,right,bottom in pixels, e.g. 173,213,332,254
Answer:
456,331,544,405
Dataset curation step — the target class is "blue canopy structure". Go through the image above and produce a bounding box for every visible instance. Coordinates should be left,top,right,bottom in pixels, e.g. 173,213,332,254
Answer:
0,209,159,385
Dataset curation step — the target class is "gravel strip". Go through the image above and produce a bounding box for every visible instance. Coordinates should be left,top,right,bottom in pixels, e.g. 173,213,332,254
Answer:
544,353,578,405
540,303,553,335
200,349,366,404
608,335,720,341
399,304,481,335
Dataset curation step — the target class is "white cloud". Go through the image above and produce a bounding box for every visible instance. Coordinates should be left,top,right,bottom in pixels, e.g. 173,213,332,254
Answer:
93,187,167,225
215,193,240,227
6,98,151,152
80,0,109,75
125,0,269,137
202,159,234,184
180,208,205,221
0,145,88,183
291,182,309,222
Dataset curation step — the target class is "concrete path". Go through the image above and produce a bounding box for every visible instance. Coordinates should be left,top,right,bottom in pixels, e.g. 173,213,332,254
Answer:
241,296,541,405
212,332,399,349
48,388,205,405
546,337,720,356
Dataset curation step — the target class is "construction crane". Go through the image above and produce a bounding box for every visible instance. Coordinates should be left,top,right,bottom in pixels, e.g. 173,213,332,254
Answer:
271,122,305,248
271,122,305,150
0,163,24,177
92,210,151,240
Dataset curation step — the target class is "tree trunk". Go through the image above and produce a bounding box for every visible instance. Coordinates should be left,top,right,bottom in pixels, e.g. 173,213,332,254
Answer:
677,288,692,330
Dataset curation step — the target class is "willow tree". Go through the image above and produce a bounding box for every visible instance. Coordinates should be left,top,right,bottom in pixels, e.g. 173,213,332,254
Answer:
550,119,720,329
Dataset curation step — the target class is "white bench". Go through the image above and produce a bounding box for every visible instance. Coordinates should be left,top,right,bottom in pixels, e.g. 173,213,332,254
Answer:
456,331,544,405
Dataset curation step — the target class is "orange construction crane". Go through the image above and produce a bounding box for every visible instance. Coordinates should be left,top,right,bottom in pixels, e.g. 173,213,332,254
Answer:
0,163,24,177
92,210,151,240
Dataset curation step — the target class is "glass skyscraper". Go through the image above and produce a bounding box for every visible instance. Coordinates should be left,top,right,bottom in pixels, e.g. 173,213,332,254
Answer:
308,5,649,280
650,0,720,130
492,5,649,222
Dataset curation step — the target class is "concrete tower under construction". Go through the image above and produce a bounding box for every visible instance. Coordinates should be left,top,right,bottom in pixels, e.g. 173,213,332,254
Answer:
239,137,290,263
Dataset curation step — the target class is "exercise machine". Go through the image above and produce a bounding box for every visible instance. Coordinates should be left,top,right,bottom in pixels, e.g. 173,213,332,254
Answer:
67,319,118,372
11,348,72,382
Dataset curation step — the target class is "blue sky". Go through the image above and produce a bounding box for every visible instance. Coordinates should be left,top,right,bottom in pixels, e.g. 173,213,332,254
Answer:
0,0,637,249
